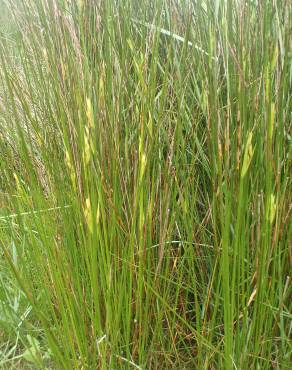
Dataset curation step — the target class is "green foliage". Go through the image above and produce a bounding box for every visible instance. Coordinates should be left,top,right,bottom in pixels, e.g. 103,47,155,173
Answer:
0,0,291,368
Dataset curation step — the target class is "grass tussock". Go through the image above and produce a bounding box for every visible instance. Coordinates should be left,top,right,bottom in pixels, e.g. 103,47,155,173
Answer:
0,0,291,369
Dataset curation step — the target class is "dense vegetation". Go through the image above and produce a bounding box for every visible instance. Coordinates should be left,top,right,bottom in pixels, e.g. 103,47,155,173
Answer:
0,0,291,368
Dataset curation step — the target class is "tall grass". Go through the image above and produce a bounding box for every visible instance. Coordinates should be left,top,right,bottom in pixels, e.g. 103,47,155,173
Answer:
0,0,291,368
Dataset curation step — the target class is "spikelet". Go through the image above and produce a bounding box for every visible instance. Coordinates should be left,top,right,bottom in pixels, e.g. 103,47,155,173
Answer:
86,98,94,129
241,131,254,179
268,194,277,225
83,126,91,166
83,98,95,166
65,150,76,185
84,197,93,234
84,198,100,234
139,153,147,182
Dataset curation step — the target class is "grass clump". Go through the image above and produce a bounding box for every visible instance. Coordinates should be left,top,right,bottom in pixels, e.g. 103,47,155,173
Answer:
0,0,291,368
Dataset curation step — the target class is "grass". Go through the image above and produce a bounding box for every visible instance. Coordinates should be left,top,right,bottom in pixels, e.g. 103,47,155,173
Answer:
0,0,291,368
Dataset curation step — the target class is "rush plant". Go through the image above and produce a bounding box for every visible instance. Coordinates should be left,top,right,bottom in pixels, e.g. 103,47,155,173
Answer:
0,0,291,369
